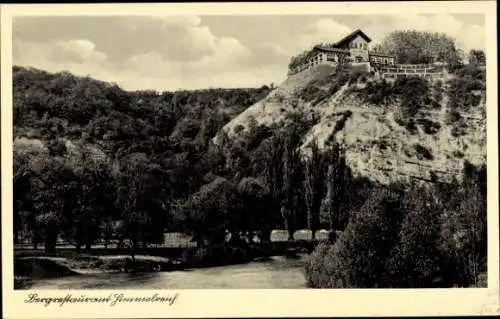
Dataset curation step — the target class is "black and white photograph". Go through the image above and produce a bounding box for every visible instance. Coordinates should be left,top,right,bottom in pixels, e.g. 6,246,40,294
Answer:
1,1,499,317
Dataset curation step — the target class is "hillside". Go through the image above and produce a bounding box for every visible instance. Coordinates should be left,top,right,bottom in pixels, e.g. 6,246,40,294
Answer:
13,65,270,163
217,63,486,184
13,65,272,214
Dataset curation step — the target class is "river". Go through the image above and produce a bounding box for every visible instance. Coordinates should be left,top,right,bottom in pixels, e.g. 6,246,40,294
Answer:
24,255,308,289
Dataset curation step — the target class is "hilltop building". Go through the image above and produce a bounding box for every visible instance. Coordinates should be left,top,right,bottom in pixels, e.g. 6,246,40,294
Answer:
289,29,396,75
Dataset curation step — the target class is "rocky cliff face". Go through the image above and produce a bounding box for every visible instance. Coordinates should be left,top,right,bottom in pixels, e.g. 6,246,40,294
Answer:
217,64,486,184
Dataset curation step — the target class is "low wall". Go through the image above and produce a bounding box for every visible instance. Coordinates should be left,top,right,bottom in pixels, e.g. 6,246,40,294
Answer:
290,61,444,77
381,72,444,79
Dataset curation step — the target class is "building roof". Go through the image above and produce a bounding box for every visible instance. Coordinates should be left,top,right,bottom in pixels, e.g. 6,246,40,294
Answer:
333,29,372,47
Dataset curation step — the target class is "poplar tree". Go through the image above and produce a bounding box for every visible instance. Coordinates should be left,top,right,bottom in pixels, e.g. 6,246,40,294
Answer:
279,125,303,241
266,134,285,230
303,139,326,239
324,142,349,232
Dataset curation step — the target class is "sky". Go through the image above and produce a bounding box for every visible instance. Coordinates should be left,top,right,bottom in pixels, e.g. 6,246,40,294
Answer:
13,14,485,91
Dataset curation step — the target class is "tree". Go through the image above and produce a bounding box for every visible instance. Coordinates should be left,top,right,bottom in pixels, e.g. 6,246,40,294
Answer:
373,30,463,66
440,162,487,287
236,177,273,243
176,177,238,247
387,184,448,287
31,158,77,254
35,212,61,254
68,159,115,253
114,153,168,264
14,155,34,244
13,137,50,245
468,49,486,66
288,48,312,71
305,187,404,288
323,142,350,232
281,127,303,240
303,139,326,239
266,134,285,230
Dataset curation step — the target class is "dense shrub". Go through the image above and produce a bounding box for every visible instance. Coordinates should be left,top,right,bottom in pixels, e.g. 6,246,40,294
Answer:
233,124,245,135
447,110,462,124
451,120,469,137
304,242,332,287
447,64,486,111
306,188,404,288
418,118,442,134
432,81,445,106
332,111,352,133
362,79,394,105
414,144,434,160
440,164,487,287
301,85,324,102
387,186,448,287
349,67,368,83
395,77,431,117
447,77,483,110
305,163,487,288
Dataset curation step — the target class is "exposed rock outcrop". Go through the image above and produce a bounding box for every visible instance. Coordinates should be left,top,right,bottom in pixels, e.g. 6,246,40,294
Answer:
217,64,486,184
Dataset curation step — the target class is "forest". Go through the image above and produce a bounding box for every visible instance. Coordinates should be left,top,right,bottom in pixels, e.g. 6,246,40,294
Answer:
13,64,357,252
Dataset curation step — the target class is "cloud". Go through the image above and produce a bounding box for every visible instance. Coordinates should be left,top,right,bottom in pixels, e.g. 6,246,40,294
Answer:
305,18,352,44
13,39,118,85
123,33,251,76
274,18,353,54
12,15,485,91
242,44,290,66
364,14,485,51
13,16,262,90
121,15,249,63
120,36,258,90
53,39,107,63
14,38,107,67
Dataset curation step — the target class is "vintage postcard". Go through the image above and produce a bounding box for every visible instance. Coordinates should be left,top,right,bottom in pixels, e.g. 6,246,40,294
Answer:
1,1,499,318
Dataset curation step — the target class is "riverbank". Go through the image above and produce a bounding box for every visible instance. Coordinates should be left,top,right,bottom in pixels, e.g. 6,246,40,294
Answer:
14,241,314,288
17,255,308,289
